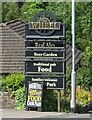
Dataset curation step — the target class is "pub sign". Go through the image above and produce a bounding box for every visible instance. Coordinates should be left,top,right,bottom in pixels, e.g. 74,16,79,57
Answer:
25,10,66,110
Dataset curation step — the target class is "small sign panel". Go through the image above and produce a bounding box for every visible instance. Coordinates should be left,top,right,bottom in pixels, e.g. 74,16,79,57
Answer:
25,40,65,48
25,60,65,74
25,50,65,58
27,82,43,107
25,75,65,89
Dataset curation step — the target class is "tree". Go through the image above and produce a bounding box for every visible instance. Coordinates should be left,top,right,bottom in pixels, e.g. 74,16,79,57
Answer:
21,2,47,22
75,2,91,51
2,2,20,23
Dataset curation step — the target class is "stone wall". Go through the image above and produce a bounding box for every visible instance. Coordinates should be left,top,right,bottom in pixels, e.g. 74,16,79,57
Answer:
0,92,15,109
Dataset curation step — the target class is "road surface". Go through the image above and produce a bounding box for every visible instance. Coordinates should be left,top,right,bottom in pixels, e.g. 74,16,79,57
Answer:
0,109,92,120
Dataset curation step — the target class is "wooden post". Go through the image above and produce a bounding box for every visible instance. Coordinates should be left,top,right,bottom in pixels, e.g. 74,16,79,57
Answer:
61,90,64,96
58,90,61,112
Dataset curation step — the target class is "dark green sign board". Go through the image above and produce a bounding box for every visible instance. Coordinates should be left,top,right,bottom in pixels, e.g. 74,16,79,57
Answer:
25,10,66,111
25,60,65,74
25,75,65,89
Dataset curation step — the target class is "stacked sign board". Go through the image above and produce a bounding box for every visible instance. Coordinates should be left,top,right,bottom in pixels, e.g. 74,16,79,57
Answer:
25,10,66,110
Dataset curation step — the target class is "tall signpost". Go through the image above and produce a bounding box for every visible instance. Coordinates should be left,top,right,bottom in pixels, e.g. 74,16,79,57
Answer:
25,10,66,112
71,0,76,112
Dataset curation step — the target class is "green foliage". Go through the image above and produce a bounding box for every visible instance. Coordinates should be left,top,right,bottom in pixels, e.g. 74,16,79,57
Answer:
82,45,92,66
14,86,26,109
76,88,90,107
76,43,92,90
21,2,46,22
76,67,91,90
2,72,24,92
43,90,57,111
66,66,71,90
46,3,71,44
76,3,91,40
0,2,2,23
60,94,70,112
43,90,68,112
43,87,91,112
2,72,90,112
2,2,20,23
0,75,3,90
76,88,91,113
75,38,90,51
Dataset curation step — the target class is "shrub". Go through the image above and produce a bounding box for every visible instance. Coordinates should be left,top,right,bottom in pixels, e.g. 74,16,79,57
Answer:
1,72,91,112
14,86,26,110
76,88,91,113
61,94,70,112
0,75,3,90
76,88,90,107
43,90,57,111
2,72,24,92
76,67,91,90
12,86,91,112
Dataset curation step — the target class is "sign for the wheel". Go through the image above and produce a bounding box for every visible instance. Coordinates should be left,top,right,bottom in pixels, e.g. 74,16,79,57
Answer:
25,10,66,111
29,18,61,30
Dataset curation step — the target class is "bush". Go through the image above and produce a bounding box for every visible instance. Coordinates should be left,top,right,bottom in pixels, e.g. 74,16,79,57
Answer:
76,67,91,90
2,72,24,92
60,88,91,113
1,72,91,112
61,94,70,112
0,75,3,90
76,88,91,113
43,88,91,112
14,86,26,110
12,86,91,112
76,88,90,107
43,90,57,111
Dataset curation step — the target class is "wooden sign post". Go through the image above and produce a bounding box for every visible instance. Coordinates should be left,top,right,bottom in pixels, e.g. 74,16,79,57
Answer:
58,90,61,112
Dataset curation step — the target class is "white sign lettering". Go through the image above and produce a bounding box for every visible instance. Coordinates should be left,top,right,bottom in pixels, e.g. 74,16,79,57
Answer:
29,83,42,89
35,42,55,47
34,52,57,57
38,66,52,72
32,78,57,82
47,82,56,87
